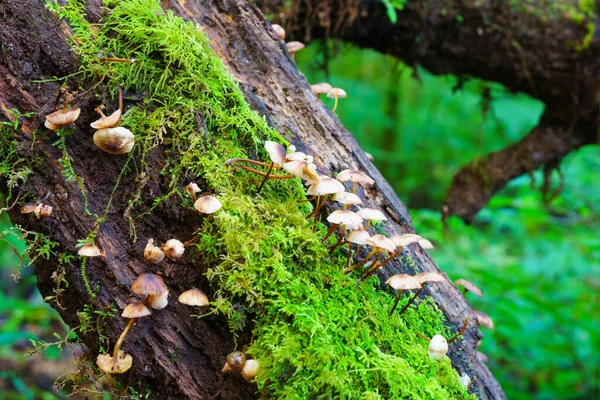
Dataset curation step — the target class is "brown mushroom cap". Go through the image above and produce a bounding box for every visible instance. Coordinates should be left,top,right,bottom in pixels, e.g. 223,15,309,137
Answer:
365,234,396,253
346,228,371,245
131,273,168,297
194,195,222,214
90,109,121,129
271,24,285,40
78,244,101,257
34,203,52,218
357,207,388,222
385,274,422,290
226,351,247,373
45,107,81,130
414,272,446,284
186,182,201,196
122,301,152,318
336,169,374,186
455,279,484,298
264,141,287,166
20,202,36,214
326,88,347,99
326,210,363,227
332,191,363,206
178,288,209,306
241,359,259,382
144,238,165,263
96,350,133,374
286,41,305,53
390,233,422,247
311,82,333,96
474,310,494,329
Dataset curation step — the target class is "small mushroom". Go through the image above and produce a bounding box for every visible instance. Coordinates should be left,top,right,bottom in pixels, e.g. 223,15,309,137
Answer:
44,107,81,131
311,82,333,99
186,182,201,201
283,159,319,182
356,207,387,230
348,234,396,276
460,373,472,389
332,191,363,210
473,310,494,329
20,202,36,214
418,238,434,249
256,141,287,193
226,351,246,373
34,203,52,218
194,195,222,214
322,209,363,244
326,88,347,113
305,177,346,230
90,107,121,129
455,279,484,298
178,288,209,307
93,127,135,154
428,334,448,360
241,359,259,382
162,239,185,260
336,169,375,194
345,227,371,268
387,272,445,315
286,41,305,59
131,273,169,309
78,244,101,257
96,350,133,374
271,24,285,40
144,239,165,264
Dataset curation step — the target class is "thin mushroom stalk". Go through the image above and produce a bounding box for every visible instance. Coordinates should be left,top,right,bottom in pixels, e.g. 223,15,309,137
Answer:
322,223,340,243
112,318,135,359
256,161,275,193
447,316,469,344
227,163,294,179
345,247,378,273
360,246,404,280
395,286,424,315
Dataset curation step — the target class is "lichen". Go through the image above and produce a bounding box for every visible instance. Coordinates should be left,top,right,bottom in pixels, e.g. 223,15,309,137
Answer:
41,0,473,397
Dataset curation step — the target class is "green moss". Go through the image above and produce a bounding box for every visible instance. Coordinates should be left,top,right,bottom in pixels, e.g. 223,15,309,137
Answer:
44,0,473,397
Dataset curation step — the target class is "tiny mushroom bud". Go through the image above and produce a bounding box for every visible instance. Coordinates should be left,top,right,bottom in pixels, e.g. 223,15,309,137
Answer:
149,290,169,310
34,203,52,218
256,141,288,193
428,334,449,360
96,350,133,374
326,87,347,113
455,279,484,298
90,108,121,129
390,233,422,247
194,195,222,214
144,239,165,264
178,288,209,307
131,273,169,310
311,82,333,99
241,359,259,382
286,41,305,59
20,202,36,214
45,107,81,131
163,239,185,260
460,373,472,389
474,310,494,329
226,351,246,373
271,23,285,40
78,244,101,257
93,127,135,154
186,182,201,201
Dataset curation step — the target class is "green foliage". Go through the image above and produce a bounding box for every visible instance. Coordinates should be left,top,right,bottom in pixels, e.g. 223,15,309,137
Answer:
381,0,407,23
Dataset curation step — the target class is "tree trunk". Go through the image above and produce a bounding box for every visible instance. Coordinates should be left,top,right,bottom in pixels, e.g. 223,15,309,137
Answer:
0,0,503,399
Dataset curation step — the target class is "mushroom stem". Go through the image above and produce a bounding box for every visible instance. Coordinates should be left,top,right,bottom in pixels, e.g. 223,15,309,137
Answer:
0,191,21,214
415,331,430,342
329,240,348,253
346,248,378,273
113,318,136,358
322,223,340,243
306,194,329,219
365,220,373,230
64,82,100,106
447,316,469,344
357,260,380,280
229,164,294,179
351,182,357,194
389,290,405,316
225,158,273,168
118,86,123,116
256,161,275,194
354,244,362,263
344,245,354,269
98,56,136,63
313,194,330,231
462,288,468,295
362,247,404,279
297,195,317,203
332,95,339,113
327,225,346,248
397,286,424,315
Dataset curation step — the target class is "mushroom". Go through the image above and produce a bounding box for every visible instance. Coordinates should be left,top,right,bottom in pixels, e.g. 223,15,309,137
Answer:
455,279,484,298
178,288,209,307
286,41,305,59
131,273,169,310
34,203,52,218
144,239,165,264
90,107,121,129
385,274,422,315
393,272,446,315
20,202,36,214
327,87,347,113
346,227,371,266
44,107,81,131
460,373,472,389
93,127,135,154
78,244,101,257
356,207,387,230
332,191,363,210
271,24,285,40
256,141,288,193
473,310,494,329
311,82,333,99
418,238,434,249
162,239,185,260
225,141,298,185
347,234,396,275
225,351,246,373
186,182,201,201
428,334,448,360
336,169,375,194
322,209,363,245
241,359,259,382
194,195,222,214
305,177,345,230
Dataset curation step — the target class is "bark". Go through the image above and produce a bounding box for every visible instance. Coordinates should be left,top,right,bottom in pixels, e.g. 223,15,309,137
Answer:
259,0,600,221
1,0,503,399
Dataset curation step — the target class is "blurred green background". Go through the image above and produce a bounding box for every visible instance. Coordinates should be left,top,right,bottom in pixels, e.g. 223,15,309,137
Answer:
1,41,599,399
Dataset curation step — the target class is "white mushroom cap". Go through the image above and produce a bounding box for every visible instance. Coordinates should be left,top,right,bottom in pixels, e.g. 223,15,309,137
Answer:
326,88,347,99
271,24,285,40
385,274,422,290
285,152,313,163
122,302,152,318
283,160,319,181
326,210,363,226
332,191,363,206
45,107,81,129
194,195,222,214
357,207,388,222
78,244,101,257
178,288,209,306
311,82,333,96
460,373,472,389
186,182,201,195
264,141,287,166
336,169,374,186
90,109,121,129
148,290,169,310
163,239,185,259
428,334,448,360
365,234,396,253
144,239,165,264
286,41,305,53
241,359,259,382
96,350,132,374
93,127,135,154
415,272,446,284
307,177,345,196
347,228,371,245
418,239,434,249
390,233,422,247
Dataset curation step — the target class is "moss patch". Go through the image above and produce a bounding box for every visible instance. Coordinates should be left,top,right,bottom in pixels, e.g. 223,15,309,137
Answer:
45,0,472,398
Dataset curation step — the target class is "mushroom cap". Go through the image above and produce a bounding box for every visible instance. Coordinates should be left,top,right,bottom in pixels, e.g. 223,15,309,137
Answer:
93,127,135,154
455,279,484,298
284,160,319,181
186,182,201,195
460,373,472,389
326,210,363,226
178,288,209,306
44,120,61,131
90,108,121,129
385,274,422,290
428,334,448,360
20,202,36,214
144,239,165,264
285,152,313,163
474,310,494,329
390,233,422,247
122,301,152,318
163,239,185,259
96,350,133,374
194,195,222,214
241,359,259,382
414,272,446,284
286,41,305,53
326,87,347,99
332,191,363,206
356,207,388,222
336,169,374,186
226,351,246,373
418,238,435,249
366,234,396,253
34,203,52,218
311,82,333,95
131,273,168,297
45,107,81,127
264,141,287,166
308,177,345,196
148,290,169,310
346,228,371,245
271,23,285,40
78,244,101,257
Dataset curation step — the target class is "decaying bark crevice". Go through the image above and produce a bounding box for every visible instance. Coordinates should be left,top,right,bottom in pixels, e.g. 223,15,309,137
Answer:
1,0,503,399
258,0,600,221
